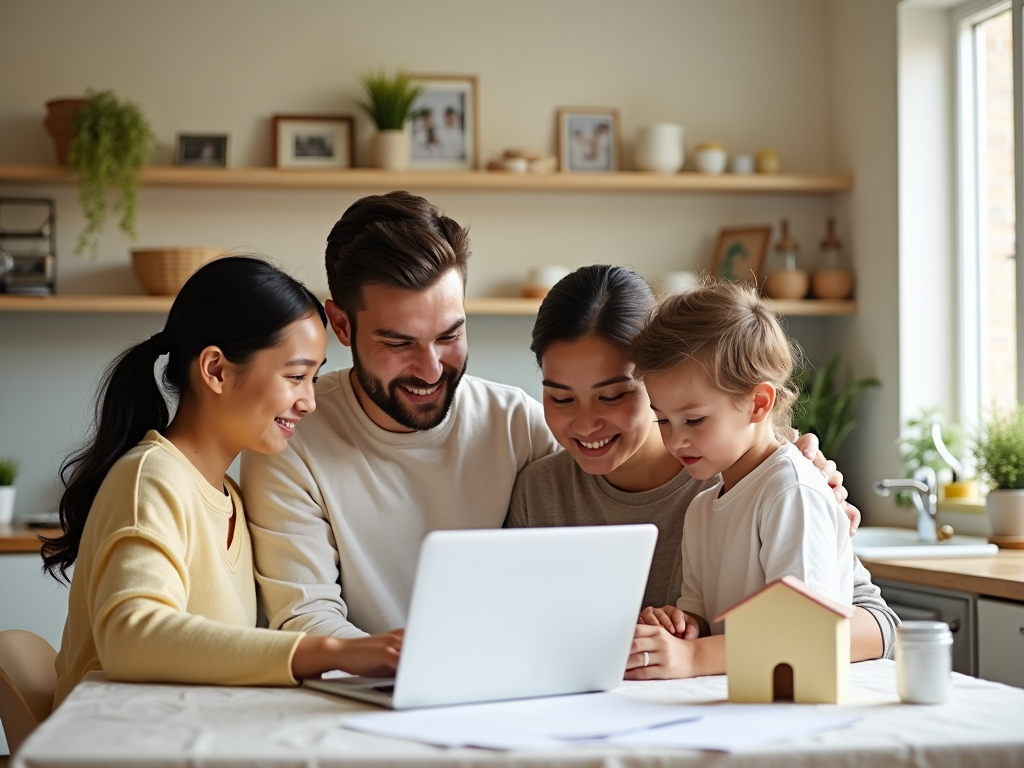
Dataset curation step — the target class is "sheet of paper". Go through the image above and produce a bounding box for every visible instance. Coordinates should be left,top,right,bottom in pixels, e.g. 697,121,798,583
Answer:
607,704,861,752
343,691,703,750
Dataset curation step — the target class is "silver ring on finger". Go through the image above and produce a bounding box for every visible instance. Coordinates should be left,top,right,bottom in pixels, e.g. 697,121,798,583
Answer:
643,651,650,667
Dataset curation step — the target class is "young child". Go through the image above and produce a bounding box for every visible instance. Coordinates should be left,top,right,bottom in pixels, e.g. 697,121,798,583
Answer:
625,279,853,680
45,256,402,709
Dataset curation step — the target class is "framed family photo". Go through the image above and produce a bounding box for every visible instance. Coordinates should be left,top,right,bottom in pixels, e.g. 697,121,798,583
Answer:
273,114,355,169
408,74,479,170
557,108,620,172
710,226,772,286
175,134,229,167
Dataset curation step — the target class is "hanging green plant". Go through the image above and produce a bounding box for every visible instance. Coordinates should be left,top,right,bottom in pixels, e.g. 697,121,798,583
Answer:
67,89,155,257
356,70,424,130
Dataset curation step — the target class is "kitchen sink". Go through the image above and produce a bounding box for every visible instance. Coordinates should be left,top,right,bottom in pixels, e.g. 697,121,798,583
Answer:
852,527,998,560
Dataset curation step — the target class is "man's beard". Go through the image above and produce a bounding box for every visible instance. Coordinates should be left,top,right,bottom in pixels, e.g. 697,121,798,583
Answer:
351,345,467,431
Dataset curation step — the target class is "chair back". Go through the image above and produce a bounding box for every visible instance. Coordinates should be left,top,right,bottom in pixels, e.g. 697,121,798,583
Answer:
0,630,57,755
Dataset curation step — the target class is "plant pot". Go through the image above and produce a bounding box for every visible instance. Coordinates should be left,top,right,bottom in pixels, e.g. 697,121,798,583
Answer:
131,247,224,296
0,486,15,525
985,489,1024,536
44,98,87,165
371,130,411,170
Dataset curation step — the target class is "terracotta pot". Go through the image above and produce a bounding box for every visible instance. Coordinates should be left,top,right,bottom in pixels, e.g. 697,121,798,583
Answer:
44,98,87,165
371,130,411,170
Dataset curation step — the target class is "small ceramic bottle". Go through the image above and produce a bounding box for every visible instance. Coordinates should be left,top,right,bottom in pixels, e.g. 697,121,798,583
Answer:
811,217,854,299
762,219,809,299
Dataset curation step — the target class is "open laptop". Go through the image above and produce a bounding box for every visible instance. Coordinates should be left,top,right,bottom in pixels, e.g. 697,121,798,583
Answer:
304,524,657,709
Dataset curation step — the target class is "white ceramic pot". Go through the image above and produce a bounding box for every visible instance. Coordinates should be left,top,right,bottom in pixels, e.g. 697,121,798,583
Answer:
695,146,728,174
371,130,411,170
730,153,755,174
634,123,684,174
986,488,1024,536
0,486,15,525
523,265,572,298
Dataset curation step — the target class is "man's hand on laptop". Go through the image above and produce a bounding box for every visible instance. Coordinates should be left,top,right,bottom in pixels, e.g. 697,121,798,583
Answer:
291,630,404,679
638,605,698,639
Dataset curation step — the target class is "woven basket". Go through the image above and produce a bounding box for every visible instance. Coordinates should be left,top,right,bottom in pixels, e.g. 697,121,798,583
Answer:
130,248,223,296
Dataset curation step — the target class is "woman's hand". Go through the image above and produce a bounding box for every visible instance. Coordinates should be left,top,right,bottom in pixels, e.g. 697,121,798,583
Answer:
291,630,403,680
638,605,699,639
624,624,696,679
791,430,862,535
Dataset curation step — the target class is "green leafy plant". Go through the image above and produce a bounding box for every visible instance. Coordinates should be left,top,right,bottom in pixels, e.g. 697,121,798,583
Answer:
0,458,18,486
971,405,1024,490
68,89,155,257
356,70,424,130
791,353,880,458
897,407,963,506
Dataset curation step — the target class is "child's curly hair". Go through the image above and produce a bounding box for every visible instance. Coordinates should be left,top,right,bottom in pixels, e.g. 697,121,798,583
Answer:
630,279,800,441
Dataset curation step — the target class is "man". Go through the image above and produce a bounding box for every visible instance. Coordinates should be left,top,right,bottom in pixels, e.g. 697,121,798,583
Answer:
242,192,557,637
243,191,857,640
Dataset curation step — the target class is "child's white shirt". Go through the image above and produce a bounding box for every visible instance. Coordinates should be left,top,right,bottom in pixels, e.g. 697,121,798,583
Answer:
676,443,853,634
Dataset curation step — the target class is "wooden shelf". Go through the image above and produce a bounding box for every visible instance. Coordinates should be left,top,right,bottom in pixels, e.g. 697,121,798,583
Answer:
0,164,853,194
0,294,856,316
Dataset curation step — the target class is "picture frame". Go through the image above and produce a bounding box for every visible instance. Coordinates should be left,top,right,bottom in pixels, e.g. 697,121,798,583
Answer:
408,74,479,170
710,226,772,286
557,108,621,173
273,114,355,169
175,134,229,167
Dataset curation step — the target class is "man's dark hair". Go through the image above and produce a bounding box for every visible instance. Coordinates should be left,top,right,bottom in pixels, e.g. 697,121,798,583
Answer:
325,191,471,318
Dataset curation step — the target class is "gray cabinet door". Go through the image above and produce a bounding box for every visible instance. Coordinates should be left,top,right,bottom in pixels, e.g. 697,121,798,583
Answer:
978,598,1024,688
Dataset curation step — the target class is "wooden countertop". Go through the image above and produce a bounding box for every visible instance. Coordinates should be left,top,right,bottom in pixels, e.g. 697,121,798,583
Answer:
0,523,59,554
861,551,1024,602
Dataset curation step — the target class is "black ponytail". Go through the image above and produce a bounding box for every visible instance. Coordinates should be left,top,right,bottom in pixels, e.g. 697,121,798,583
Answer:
41,256,326,583
530,265,657,365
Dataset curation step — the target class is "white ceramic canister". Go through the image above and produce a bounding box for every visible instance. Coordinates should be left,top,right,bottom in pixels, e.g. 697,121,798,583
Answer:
896,621,953,704
634,123,684,174
694,143,727,174
0,486,15,525
985,488,1024,536
730,153,755,174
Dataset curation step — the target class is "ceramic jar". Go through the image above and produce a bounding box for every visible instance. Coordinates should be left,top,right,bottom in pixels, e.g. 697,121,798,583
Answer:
730,153,755,174
694,143,727,174
523,265,571,299
986,489,1024,537
635,123,684,174
896,621,953,704
763,219,809,299
0,486,15,525
811,217,854,299
757,148,782,173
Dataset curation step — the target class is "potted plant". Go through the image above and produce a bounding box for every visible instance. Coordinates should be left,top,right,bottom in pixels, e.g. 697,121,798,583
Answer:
0,457,17,525
791,352,880,458
66,89,155,257
970,405,1024,538
356,70,423,170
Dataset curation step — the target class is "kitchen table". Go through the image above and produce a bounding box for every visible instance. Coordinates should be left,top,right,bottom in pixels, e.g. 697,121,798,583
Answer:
16,660,1024,768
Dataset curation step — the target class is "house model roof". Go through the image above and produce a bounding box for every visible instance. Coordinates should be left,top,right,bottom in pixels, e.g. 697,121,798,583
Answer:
713,575,857,623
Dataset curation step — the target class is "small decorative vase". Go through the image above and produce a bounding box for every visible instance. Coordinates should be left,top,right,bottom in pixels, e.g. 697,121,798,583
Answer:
371,130,411,171
811,217,855,299
0,486,15,525
634,123,684,174
985,489,1024,537
763,219,809,299
44,97,87,165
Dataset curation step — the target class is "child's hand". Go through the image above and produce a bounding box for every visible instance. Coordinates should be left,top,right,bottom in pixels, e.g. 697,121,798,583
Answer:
624,624,697,680
638,605,698,639
335,630,404,677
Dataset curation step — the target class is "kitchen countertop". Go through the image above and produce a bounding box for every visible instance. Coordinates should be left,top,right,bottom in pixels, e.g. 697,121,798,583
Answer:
0,522,59,554
861,550,1024,602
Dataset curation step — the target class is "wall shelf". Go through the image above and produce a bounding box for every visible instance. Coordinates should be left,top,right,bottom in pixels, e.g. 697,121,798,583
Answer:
0,294,856,316
0,164,853,194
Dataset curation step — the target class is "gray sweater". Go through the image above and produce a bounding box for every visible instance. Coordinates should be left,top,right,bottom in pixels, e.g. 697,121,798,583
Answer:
506,450,898,659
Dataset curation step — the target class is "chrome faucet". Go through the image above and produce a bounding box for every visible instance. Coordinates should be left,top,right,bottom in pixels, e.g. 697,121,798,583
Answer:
873,467,938,542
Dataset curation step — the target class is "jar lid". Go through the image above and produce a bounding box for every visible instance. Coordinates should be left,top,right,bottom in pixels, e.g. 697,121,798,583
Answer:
695,142,724,151
898,620,952,637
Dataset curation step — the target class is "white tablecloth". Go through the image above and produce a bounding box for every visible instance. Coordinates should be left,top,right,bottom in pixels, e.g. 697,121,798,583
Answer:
16,660,1024,768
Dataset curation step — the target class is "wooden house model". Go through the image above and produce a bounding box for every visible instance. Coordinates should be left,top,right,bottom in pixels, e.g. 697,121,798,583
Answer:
713,575,856,704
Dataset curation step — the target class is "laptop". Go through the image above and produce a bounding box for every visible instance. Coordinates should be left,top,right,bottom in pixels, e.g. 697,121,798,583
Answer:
304,524,657,709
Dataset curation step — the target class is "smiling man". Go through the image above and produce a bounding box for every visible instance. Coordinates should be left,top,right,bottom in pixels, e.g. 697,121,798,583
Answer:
241,192,557,637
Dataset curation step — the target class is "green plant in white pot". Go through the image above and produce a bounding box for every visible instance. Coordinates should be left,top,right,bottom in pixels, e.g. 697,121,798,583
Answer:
970,405,1024,538
356,70,423,170
0,457,18,526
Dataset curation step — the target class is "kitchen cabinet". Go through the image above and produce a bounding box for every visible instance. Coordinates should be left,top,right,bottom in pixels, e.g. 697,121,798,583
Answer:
978,597,1024,688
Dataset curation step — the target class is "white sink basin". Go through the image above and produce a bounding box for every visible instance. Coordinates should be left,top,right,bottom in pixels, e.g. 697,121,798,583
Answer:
852,527,998,560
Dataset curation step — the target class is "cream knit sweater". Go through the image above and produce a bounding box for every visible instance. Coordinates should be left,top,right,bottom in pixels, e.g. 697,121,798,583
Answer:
53,431,303,709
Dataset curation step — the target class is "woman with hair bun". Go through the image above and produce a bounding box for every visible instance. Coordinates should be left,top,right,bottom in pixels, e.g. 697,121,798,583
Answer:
45,256,401,709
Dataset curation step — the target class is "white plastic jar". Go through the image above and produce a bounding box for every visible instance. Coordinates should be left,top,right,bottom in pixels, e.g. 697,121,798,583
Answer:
896,621,953,704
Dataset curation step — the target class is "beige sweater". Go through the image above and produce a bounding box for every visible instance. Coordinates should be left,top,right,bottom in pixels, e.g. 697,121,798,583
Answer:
53,431,303,709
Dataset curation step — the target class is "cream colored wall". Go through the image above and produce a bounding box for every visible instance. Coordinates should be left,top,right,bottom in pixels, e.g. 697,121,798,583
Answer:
0,0,902,521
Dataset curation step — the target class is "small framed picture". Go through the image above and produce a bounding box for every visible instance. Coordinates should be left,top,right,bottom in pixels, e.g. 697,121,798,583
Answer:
408,75,479,170
711,226,773,286
175,134,229,167
557,108,621,173
273,114,355,169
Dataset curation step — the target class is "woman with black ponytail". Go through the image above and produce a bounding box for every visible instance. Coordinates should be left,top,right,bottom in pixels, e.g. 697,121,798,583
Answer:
45,256,402,709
